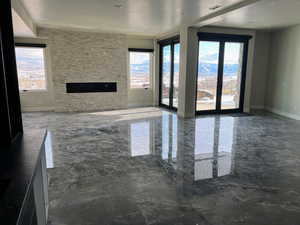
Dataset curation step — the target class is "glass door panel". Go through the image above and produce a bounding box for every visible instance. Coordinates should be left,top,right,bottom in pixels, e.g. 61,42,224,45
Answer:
172,43,180,108
162,45,171,106
196,32,250,115
221,42,244,110
197,41,219,111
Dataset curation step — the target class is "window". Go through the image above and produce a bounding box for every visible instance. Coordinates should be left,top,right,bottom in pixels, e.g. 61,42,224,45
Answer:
158,36,180,110
15,46,46,91
129,49,153,89
196,32,251,114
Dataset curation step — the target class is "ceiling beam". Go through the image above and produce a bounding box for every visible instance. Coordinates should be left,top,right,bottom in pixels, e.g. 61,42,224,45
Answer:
191,0,262,27
157,0,264,39
11,0,37,36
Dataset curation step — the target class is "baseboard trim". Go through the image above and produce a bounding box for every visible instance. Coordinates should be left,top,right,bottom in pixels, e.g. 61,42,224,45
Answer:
265,106,300,121
251,105,265,110
128,104,154,108
21,106,55,112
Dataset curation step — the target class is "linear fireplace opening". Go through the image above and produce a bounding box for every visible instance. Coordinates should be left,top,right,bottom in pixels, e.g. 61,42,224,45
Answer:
66,82,117,93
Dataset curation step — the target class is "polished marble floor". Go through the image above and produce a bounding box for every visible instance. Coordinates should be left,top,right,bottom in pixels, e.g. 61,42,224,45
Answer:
23,107,300,225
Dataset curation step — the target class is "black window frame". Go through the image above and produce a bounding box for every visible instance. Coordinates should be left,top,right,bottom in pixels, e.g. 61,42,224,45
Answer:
14,43,48,92
128,48,154,90
196,32,252,115
15,43,46,48
158,35,180,111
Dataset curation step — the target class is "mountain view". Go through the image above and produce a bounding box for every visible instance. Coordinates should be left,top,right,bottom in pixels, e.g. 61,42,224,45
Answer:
17,55,239,77
15,47,46,90
131,53,239,76
159,41,243,111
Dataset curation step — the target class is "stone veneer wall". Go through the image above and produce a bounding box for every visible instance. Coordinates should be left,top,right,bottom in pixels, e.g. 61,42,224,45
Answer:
38,28,128,112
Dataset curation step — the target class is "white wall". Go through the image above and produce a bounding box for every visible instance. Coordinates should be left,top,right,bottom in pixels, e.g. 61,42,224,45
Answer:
265,25,300,120
127,36,155,108
178,26,198,118
251,31,270,109
15,37,55,112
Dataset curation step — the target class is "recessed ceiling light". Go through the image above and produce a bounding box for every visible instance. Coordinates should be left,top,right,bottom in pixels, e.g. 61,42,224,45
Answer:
209,4,222,10
114,4,123,8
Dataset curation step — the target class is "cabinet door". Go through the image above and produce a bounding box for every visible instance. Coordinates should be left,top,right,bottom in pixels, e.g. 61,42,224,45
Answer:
18,189,36,225
33,151,48,225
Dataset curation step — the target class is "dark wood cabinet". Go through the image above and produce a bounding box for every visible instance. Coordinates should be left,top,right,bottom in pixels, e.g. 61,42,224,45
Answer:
0,131,48,225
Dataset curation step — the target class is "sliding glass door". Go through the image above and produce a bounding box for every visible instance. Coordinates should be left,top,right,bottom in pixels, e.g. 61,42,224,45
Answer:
196,33,251,114
159,37,180,110
221,42,244,110
197,41,220,111
161,45,171,106
172,43,180,108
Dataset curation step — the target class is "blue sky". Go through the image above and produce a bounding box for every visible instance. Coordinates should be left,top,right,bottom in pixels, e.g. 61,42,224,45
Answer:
199,41,242,64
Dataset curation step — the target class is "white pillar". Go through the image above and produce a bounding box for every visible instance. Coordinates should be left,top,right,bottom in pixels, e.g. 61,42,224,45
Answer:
177,26,199,118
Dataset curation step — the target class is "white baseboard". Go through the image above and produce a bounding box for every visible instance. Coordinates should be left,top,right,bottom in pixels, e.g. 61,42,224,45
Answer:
244,107,250,113
128,103,154,108
265,106,300,121
21,106,54,112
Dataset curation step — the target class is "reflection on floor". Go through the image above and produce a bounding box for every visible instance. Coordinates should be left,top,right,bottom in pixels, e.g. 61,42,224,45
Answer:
23,107,300,225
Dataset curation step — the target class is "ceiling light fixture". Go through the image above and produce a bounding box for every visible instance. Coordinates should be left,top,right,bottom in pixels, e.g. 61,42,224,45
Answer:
209,4,222,10
114,4,123,8
113,0,124,8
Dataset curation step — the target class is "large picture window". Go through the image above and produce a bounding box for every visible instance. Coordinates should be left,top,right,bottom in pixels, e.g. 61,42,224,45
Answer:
15,46,46,91
129,49,153,89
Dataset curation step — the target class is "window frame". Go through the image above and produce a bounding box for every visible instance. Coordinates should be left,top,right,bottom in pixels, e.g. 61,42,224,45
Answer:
15,43,48,93
128,48,154,90
158,35,180,111
195,32,252,115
